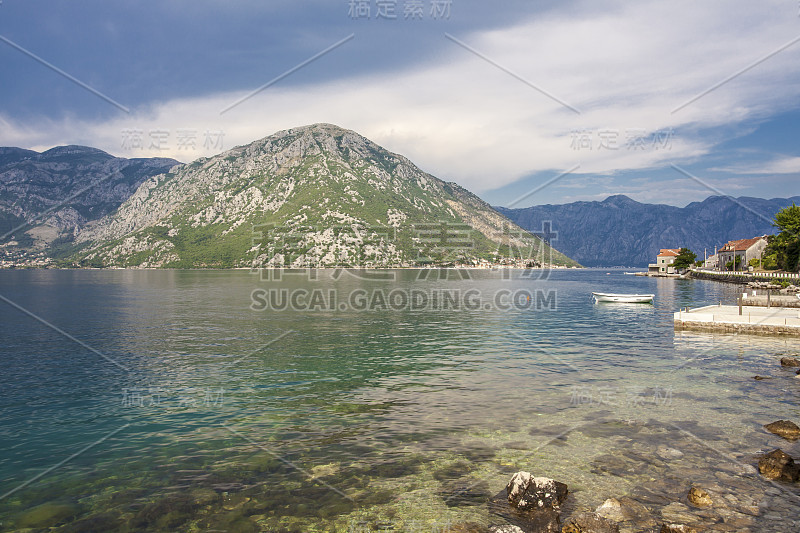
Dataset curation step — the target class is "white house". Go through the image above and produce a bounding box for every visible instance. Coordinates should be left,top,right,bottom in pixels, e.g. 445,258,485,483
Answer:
649,248,680,274
717,236,769,271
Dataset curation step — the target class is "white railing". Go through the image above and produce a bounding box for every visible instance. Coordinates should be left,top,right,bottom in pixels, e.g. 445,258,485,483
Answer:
693,268,799,280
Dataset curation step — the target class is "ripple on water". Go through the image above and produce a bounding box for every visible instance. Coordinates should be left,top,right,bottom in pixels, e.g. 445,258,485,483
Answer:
2,270,800,530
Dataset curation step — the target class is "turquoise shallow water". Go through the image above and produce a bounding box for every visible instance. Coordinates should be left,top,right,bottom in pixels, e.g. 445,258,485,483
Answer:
0,269,799,531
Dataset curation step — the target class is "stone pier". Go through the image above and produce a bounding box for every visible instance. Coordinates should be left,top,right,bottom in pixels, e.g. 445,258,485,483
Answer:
674,304,800,336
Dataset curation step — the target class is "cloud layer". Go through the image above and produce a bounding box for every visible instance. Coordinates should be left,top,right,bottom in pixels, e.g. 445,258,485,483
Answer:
1,0,798,206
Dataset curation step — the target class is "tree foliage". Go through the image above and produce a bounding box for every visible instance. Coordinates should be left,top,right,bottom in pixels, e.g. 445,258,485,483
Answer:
767,204,800,272
673,247,697,269
725,256,742,271
775,203,800,236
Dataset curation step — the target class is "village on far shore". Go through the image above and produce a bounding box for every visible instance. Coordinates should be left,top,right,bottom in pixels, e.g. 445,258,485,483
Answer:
640,204,800,336
643,202,800,291
645,235,799,290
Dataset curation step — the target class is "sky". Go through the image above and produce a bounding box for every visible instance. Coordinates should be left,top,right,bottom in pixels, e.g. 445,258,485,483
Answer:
1,0,799,208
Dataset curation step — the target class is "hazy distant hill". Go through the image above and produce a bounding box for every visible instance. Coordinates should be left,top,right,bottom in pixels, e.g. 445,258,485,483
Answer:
497,194,800,267
72,124,578,268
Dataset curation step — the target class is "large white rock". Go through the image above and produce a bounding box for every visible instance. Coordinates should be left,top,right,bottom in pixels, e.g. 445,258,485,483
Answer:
505,471,568,511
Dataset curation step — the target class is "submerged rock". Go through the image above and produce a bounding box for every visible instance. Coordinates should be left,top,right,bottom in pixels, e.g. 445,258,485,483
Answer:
780,357,800,367
16,503,80,528
506,472,568,511
446,522,485,532
757,449,800,482
58,511,123,533
441,479,491,507
190,488,219,506
614,497,657,528
488,500,561,533
764,420,800,441
595,498,625,522
660,502,697,525
212,482,247,493
491,472,568,532
562,511,619,533
660,525,698,533
656,446,684,460
687,486,712,507
752,375,770,380
489,526,526,533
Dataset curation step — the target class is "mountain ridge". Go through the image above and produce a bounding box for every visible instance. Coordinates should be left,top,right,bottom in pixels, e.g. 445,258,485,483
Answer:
0,146,180,258
497,194,800,267
70,124,578,268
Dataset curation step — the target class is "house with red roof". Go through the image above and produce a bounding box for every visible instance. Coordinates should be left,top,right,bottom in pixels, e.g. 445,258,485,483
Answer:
717,236,769,271
648,248,681,274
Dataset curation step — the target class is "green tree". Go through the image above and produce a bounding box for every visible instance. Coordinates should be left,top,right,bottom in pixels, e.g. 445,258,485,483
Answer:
761,250,778,270
768,204,800,272
673,247,697,269
725,256,742,271
775,203,800,236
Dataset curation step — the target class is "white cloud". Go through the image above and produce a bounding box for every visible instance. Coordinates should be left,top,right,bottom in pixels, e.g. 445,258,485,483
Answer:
712,156,800,175
2,0,798,200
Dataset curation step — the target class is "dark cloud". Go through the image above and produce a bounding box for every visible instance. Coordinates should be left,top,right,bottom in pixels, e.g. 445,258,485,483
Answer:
0,0,562,121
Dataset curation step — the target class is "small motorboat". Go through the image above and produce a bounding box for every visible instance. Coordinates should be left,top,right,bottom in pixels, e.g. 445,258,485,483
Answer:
592,292,654,303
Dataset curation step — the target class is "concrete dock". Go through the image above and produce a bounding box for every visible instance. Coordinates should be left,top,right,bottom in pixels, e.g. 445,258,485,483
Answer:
674,304,800,335
741,295,800,308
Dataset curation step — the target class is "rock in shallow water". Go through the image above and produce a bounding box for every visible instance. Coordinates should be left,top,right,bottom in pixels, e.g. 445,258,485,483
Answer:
780,357,800,367
490,472,568,532
562,511,619,532
489,526,526,533
595,498,625,522
687,486,712,507
660,502,698,525
593,497,657,529
660,525,698,533
763,420,800,441
16,503,80,528
506,472,568,511
757,449,800,482
211,482,247,493
656,446,684,460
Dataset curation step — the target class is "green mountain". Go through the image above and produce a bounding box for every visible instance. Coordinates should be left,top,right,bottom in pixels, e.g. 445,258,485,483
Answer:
72,124,578,268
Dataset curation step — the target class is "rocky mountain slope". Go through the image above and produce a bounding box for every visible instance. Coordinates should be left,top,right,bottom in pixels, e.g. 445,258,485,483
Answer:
72,124,578,268
497,194,800,267
0,146,179,254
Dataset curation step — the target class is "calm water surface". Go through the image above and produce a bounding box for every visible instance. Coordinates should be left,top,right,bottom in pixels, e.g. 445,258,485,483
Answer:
1,269,799,531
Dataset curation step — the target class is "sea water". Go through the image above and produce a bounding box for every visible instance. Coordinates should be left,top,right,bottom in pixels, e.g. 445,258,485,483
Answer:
0,269,798,531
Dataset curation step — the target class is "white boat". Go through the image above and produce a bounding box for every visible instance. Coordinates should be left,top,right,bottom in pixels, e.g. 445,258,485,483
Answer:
592,292,654,303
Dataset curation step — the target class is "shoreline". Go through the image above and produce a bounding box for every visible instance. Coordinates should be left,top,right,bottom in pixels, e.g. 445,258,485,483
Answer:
0,264,586,272
689,269,800,285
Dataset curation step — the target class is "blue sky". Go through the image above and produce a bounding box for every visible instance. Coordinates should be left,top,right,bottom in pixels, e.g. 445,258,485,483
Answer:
1,0,799,207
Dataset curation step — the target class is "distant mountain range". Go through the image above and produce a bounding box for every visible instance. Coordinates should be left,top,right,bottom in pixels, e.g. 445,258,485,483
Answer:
13,124,574,268
3,129,795,269
0,146,178,251
497,194,800,267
